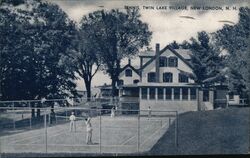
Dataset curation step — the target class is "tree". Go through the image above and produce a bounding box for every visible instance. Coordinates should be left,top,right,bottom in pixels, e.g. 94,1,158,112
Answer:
80,9,152,97
169,40,180,49
0,1,78,116
215,7,250,99
74,23,101,101
179,40,191,49
179,31,225,87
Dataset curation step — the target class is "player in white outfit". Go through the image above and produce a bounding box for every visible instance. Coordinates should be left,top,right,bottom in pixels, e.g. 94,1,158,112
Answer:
111,107,115,117
85,117,93,144
69,112,76,132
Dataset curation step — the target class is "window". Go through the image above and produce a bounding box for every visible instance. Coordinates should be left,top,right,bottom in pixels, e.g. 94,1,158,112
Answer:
228,92,234,100
168,57,178,67
179,74,188,83
118,80,124,86
163,72,173,83
174,88,180,100
149,88,155,99
159,57,167,67
182,88,188,100
165,87,172,100
158,88,164,100
125,69,132,77
133,79,139,84
148,72,156,82
203,90,209,102
190,88,197,100
141,88,147,99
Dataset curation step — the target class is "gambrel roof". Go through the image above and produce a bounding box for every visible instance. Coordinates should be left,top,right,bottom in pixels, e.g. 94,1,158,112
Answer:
139,45,193,71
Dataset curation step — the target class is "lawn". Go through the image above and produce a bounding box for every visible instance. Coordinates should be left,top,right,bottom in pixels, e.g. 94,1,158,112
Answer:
149,107,250,155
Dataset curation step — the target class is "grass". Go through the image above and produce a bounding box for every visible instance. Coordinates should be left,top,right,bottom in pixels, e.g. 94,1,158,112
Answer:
149,107,250,155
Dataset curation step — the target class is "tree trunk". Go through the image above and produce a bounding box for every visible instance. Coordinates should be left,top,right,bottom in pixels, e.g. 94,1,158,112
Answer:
31,102,35,118
36,102,41,118
83,77,92,101
50,102,54,113
85,79,92,101
36,108,40,118
111,78,116,98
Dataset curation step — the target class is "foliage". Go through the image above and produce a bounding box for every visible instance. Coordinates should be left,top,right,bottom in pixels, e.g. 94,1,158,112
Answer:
215,7,250,97
73,21,101,100
79,9,152,96
0,0,78,101
179,31,225,87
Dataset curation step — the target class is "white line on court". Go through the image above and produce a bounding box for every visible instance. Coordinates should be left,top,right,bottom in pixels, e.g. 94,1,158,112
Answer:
12,143,134,147
140,121,169,147
120,119,159,145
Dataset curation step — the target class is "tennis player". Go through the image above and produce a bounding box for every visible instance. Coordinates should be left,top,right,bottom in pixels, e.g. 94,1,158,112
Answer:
69,112,76,132
85,117,93,144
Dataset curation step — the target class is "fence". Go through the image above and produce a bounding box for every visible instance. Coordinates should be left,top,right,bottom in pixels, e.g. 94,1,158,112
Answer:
0,99,178,154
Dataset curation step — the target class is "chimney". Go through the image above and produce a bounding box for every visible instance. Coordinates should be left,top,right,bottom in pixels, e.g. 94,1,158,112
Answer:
155,43,160,82
128,58,131,65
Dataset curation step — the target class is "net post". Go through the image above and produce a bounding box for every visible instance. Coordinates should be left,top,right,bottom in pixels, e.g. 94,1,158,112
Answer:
12,102,15,130
99,109,102,154
29,102,32,129
137,109,140,153
44,108,48,153
65,107,68,121
175,111,178,147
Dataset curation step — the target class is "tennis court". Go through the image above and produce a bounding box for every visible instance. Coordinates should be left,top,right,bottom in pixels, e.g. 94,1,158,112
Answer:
0,109,177,154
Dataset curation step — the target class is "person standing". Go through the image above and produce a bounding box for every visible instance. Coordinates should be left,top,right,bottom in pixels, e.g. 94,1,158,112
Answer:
148,106,152,119
69,112,76,132
111,107,115,118
85,117,93,144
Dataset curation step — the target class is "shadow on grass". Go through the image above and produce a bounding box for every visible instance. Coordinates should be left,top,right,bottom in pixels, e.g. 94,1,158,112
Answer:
149,107,250,155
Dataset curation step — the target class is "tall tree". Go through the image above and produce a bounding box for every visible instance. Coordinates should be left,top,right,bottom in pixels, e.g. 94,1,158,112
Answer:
80,9,152,97
215,7,250,99
74,24,101,101
179,31,225,87
0,0,78,116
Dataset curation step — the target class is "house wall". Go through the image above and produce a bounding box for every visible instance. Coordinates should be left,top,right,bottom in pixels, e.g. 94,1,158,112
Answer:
141,49,195,84
119,67,140,85
226,95,240,105
138,86,199,113
140,100,197,114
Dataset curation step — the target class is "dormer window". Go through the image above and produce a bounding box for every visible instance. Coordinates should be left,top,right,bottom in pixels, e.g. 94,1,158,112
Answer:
179,74,188,83
168,57,178,67
125,69,132,77
148,72,156,82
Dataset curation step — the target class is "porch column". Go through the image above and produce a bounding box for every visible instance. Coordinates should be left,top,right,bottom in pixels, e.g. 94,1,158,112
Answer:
139,87,142,99
188,88,191,100
163,88,166,100
147,88,149,100
198,90,203,111
155,88,158,100
171,88,174,100
209,90,214,105
180,88,183,101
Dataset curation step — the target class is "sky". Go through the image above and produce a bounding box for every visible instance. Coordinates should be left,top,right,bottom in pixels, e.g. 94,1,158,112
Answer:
50,0,248,91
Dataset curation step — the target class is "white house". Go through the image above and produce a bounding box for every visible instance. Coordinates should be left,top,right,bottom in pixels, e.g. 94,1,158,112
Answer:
118,43,215,113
